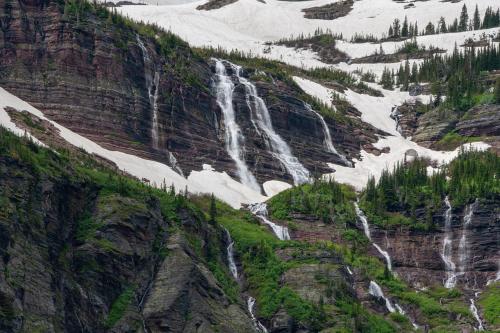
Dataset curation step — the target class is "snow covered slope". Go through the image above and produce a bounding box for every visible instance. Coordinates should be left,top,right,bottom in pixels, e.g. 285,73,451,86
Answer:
0,87,276,208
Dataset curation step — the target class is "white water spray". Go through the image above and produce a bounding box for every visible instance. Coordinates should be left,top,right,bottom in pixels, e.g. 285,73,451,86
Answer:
247,297,268,333
224,228,238,280
441,196,458,288
232,65,310,185
369,281,395,313
249,202,290,240
355,203,393,272
137,36,161,150
213,59,261,192
469,298,484,331
486,259,500,286
303,103,351,166
458,200,479,277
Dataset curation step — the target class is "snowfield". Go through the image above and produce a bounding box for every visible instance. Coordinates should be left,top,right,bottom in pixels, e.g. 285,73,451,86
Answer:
293,77,489,190
0,87,275,208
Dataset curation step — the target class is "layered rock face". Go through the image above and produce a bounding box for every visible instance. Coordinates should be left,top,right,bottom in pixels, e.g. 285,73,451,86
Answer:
0,149,255,333
368,200,499,290
0,0,377,190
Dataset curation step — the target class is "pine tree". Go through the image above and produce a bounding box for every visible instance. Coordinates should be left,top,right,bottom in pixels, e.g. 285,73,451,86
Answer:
401,16,409,37
459,4,469,31
393,18,401,38
473,5,481,30
438,17,447,33
209,193,217,225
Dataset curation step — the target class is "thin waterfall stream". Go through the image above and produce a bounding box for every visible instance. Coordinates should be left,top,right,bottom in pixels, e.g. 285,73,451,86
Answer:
441,196,458,288
249,202,291,240
355,203,393,272
458,199,479,280
303,102,351,166
224,228,238,280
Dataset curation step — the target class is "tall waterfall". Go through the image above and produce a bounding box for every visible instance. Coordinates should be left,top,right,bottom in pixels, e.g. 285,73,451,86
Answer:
249,203,291,240
231,65,310,185
458,199,479,277
224,228,238,280
469,298,485,331
304,103,351,166
247,297,269,333
137,36,161,150
213,59,260,192
355,203,393,272
441,196,458,288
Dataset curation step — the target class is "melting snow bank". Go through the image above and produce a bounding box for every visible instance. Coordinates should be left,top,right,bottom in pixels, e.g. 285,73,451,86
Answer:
247,297,268,333
249,203,291,241
0,87,272,209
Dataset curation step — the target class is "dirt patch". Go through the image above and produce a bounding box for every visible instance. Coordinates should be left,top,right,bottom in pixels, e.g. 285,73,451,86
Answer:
302,0,353,20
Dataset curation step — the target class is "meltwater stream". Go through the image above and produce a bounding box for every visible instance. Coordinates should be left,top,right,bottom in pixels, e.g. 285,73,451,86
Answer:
304,103,351,166
224,228,238,280
233,65,310,185
249,203,291,240
458,199,479,279
248,297,269,333
213,59,261,192
441,196,458,288
137,36,161,150
470,298,485,331
355,203,393,272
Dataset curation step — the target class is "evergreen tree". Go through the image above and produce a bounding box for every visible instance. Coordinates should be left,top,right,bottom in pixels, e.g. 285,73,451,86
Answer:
209,193,217,225
401,16,409,37
438,16,448,33
473,5,481,30
458,4,469,31
393,18,401,37
425,22,435,35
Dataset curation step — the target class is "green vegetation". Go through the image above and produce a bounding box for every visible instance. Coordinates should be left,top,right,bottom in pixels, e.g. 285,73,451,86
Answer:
360,150,499,229
105,287,135,328
479,282,500,326
268,179,356,224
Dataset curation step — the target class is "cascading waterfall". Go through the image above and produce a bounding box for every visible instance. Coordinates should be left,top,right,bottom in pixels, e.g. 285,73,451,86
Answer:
469,298,485,331
249,203,291,240
441,196,458,289
247,297,269,333
224,228,238,280
303,103,351,166
368,281,396,313
232,65,310,185
369,281,419,329
137,36,161,150
458,199,479,278
355,203,393,272
213,59,261,192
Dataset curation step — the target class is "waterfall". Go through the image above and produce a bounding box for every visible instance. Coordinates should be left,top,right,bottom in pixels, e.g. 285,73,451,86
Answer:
369,281,419,330
213,59,261,192
469,299,484,331
458,199,479,278
369,281,395,313
355,203,393,272
441,196,458,289
231,65,310,185
249,203,290,240
373,243,393,272
346,266,353,275
224,228,238,280
303,103,351,166
247,297,269,333
137,36,161,150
